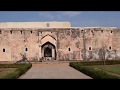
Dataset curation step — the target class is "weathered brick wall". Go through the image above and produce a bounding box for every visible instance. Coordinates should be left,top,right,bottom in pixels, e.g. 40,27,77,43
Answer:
84,28,120,61
57,28,83,60
57,27,120,61
0,29,25,61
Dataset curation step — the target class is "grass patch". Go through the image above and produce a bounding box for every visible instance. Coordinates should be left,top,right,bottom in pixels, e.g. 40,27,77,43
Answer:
0,63,32,79
69,60,120,79
90,65,120,76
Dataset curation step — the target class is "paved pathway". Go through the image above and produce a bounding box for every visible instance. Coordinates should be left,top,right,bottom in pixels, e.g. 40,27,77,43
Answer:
19,63,92,79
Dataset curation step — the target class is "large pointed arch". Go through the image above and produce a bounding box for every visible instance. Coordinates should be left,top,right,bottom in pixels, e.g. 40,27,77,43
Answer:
41,34,56,41
41,34,56,47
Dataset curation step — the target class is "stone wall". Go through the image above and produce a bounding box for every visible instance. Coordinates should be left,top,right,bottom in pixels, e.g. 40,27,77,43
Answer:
0,27,120,62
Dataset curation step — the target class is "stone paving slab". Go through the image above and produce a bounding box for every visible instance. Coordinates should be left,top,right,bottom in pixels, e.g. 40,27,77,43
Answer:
19,63,92,79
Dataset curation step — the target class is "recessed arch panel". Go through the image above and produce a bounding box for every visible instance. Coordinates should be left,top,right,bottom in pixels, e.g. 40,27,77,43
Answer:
41,34,56,47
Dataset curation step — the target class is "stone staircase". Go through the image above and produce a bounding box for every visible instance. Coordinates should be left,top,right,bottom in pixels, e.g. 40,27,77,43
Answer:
0,60,80,64
30,60,80,64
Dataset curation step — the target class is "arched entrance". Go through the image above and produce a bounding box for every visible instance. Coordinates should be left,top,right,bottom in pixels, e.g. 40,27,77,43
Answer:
41,42,56,60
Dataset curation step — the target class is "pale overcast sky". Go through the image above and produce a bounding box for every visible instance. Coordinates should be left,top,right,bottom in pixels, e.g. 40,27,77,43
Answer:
0,11,120,27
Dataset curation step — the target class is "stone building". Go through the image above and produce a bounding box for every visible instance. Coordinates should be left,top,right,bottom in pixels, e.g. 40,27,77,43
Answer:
0,21,119,62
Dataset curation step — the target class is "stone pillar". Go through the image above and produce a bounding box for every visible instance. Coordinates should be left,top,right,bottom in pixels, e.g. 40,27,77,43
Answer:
39,46,41,59
42,48,44,58
52,48,55,59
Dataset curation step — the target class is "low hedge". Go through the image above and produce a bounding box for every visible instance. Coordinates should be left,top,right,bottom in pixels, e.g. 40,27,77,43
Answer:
74,60,120,66
0,63,32,79
69,61,120,79
0,64,31,68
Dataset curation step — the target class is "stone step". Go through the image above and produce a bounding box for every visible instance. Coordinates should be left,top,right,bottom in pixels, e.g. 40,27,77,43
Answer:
30,60,80,64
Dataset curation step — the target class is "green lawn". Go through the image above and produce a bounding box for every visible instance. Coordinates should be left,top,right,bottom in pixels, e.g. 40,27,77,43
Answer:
89,65,120,77
0,68,17,78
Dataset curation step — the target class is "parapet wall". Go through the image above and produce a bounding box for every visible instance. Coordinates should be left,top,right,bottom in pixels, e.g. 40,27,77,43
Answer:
0,22,71,28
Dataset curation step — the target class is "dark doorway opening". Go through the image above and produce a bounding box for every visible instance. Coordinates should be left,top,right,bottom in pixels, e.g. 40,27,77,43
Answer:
41,41,56,60
44,47,52,57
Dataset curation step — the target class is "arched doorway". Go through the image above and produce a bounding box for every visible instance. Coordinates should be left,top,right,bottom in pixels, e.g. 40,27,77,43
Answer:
41,42,56,60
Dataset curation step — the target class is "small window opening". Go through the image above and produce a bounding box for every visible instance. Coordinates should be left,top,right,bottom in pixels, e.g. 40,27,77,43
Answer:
68,47,71,51
89,47,91,50
25,48,28,51
41,32,42,34
111,31,112,33
47,23,49,27
81,30,83,32
101,30,103,33
37,31,39,36
3,48,5,52
109,47,111,50
21,31,22,34
10,30,12,34
0,30,1,34
31,31,32,34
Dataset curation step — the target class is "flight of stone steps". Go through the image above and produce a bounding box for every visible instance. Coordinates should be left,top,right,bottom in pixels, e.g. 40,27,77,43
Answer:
30,60,79,64
0,60,80,64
